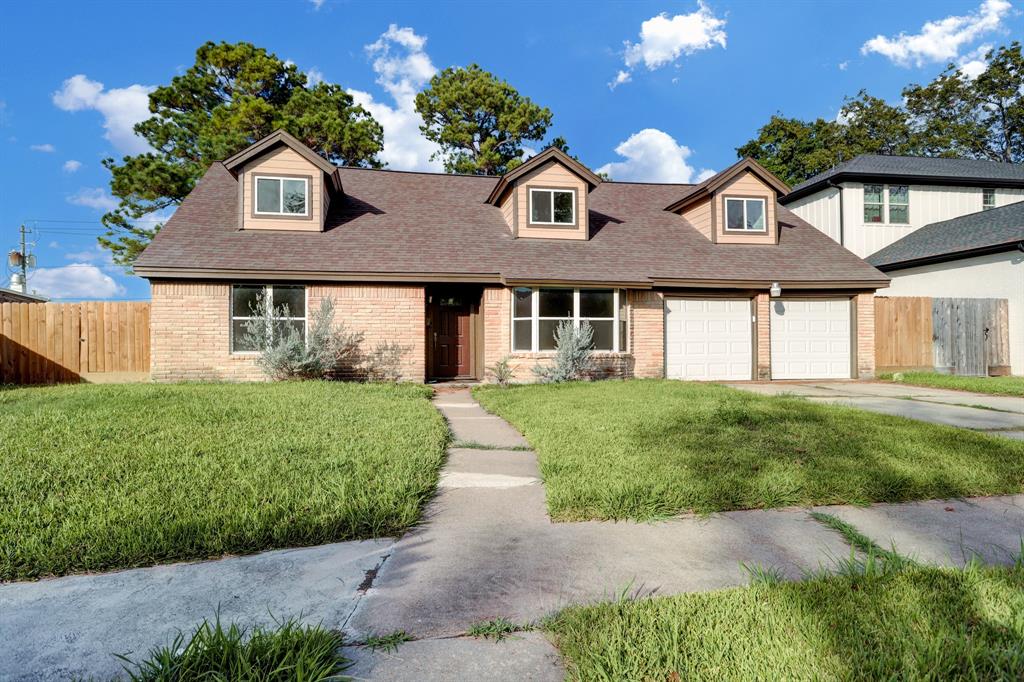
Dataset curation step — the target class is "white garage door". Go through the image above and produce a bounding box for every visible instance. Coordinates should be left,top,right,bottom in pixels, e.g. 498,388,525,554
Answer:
665,299,752,380
770,299,851,379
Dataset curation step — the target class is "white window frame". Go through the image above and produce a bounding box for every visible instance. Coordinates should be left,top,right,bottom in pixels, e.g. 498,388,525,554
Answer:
723,197,767,232
863,183,910,225
982,188,996,211
230,284,308,354
511,287,626,353
253,175,310,217
528,188,576,226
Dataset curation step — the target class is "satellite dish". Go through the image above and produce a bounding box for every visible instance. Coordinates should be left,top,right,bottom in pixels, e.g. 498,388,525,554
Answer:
26,254,36,268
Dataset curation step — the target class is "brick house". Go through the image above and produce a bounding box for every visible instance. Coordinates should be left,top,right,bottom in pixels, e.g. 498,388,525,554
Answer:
134,130,888,383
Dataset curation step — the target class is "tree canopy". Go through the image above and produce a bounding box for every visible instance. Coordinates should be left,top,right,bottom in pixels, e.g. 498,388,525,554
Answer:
102,41,384,266
738,42,1024,186
415,64,552,175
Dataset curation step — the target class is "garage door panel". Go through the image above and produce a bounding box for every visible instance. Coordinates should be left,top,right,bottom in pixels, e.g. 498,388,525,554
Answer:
665,298,752,381
770,298,851,380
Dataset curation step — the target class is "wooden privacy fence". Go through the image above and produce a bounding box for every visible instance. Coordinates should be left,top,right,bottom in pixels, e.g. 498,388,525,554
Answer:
875,296,1011,376
0,302,150,384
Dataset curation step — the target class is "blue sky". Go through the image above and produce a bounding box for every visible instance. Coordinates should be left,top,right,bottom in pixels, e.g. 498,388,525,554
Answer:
1,0,1019,301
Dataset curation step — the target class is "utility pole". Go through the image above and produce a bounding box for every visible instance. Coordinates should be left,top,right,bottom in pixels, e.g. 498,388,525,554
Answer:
18,225,28,287
7,224,32,293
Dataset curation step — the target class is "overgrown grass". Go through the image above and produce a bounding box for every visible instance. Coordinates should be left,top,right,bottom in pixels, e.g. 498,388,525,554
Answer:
0,382,448,580
117,616,348,681
881,371,1024,397
474,380,1024,520
547,564,1024,681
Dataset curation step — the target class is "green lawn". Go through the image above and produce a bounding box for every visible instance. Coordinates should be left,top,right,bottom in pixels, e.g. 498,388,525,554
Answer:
474,380,1024,520
546,565,1024,681
0,382,448,581
881,371,1024,397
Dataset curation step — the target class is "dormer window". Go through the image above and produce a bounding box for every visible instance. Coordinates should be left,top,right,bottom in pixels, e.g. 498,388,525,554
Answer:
530,188,575,225
724,197,766,232
255,175,309,216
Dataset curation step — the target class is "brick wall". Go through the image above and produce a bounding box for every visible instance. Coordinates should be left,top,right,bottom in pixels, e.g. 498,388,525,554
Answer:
630,290,664,379
150,281,424,382
754,293,771,379
855,292,876,379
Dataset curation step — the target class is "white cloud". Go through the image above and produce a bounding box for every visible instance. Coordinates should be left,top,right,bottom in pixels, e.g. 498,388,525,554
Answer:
52,74,154,154
63,245,108,263
26,264,125,300
63,159,82,173
957,43,992,78
612,3,727,88
348,24,442,171
860,0,1011,67
67,187,118,212
309,0,325,9
307,67,325,87
596,128,713,183
31,143,55,153
838,60,850,71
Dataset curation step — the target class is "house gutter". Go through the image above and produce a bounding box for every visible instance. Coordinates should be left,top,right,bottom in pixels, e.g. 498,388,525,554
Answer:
827,179,845,247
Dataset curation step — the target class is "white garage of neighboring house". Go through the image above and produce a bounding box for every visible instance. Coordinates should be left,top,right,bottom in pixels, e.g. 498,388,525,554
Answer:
867,201,1024,376
664,295,857,381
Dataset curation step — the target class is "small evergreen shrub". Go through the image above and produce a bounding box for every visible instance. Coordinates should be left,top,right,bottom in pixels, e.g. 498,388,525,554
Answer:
488,355,515,386
533,320,595,383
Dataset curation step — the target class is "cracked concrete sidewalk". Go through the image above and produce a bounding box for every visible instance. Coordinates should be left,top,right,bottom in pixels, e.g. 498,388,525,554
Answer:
3,386,1022,680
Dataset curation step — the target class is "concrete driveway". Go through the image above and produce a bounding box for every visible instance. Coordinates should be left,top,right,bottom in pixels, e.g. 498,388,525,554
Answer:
723,381,1023,438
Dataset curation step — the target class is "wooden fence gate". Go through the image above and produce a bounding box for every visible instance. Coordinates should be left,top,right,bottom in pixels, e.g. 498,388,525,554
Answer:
875,296,1010,376
0,301,150,385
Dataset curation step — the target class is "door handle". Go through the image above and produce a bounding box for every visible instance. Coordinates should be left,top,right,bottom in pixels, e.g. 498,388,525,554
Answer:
433,332,438,345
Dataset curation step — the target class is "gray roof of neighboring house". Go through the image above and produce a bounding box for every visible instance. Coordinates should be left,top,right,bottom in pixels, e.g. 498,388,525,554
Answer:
134,162,888,288
868,200,1024,270
783,155,1024,203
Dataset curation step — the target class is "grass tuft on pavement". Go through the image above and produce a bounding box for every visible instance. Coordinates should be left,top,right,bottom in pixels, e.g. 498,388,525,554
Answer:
547,564,1024,681
474,380,1024,521
0,382,448,580
880,371,1024,397
118,616,347,681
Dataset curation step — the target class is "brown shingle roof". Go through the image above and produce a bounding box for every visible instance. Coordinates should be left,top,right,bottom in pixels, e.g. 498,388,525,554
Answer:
135,162,888,287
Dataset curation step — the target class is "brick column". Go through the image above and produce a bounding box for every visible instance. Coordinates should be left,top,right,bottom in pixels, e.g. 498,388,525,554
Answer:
755,293,771,380
855,292,876,379
630,290,664,378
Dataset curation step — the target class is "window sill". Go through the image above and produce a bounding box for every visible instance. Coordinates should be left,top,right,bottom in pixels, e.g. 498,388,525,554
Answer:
510,351,632,358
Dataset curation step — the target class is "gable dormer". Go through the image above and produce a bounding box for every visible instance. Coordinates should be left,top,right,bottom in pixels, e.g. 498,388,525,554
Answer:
665,158,790,245
486,147,602,241
224,130,343,232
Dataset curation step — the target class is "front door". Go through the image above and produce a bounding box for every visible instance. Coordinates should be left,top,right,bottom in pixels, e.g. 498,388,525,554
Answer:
430,293,471,378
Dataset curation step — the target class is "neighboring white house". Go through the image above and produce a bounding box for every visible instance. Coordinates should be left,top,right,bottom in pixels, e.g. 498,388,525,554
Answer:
866,202,1024,376
781,155,1024,259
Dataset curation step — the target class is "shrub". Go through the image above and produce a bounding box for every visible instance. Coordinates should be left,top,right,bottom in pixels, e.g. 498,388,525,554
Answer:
488,355,515,386
533,319,595,383
244,295,362,380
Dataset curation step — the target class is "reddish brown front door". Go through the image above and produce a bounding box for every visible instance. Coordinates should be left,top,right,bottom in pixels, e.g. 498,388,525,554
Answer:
429,294,471,378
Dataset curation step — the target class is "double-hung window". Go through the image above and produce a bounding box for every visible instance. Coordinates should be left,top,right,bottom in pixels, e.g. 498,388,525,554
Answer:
512,288,626,352
254,176,309,216
230,284,306,353
863,184,909,224
529,188,575,225
983,188,996,211
724,197,766,232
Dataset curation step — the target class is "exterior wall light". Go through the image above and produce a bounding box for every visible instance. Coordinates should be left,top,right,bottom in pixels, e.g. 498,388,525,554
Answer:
769,282,782,297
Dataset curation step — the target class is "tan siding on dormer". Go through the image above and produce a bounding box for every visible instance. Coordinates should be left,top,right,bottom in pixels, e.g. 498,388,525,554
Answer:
715,172,777,245
514,161,588,240
681,196,712,240
241,146,323,231
499,190,515,233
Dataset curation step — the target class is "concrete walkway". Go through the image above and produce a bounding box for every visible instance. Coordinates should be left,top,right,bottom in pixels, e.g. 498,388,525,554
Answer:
725,381,1024,438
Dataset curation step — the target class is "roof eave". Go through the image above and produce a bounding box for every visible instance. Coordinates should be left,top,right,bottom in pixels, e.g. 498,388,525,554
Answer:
872,240,1024,272
485,147,603,205
784,172,1024,204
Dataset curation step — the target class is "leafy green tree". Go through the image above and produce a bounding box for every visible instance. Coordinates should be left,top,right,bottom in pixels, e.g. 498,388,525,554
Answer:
738,42,1024,184
102,41,384,266
415,64,552,175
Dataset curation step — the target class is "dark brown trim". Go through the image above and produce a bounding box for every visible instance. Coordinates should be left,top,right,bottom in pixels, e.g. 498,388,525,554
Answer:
249,172,315,222
137,267,504,283
225,129,339,183
651,277,887,290
665,158,791,213
486,147,602,205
